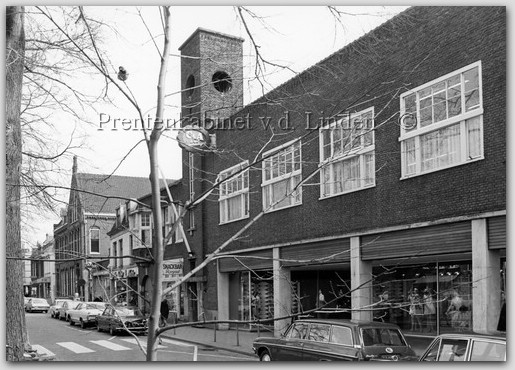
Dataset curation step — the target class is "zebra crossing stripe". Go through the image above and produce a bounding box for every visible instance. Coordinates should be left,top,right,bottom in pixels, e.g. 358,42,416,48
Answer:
90,340,131,351
120,338,166,349
56,342,95,353
31,345,55,357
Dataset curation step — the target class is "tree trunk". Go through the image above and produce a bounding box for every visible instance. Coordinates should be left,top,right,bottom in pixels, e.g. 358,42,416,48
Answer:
145,6,172,361
6,5,28,362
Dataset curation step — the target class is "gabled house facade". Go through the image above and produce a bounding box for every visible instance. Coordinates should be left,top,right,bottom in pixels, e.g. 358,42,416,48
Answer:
103,179,201,322
178,6,506,336
53,156,151,300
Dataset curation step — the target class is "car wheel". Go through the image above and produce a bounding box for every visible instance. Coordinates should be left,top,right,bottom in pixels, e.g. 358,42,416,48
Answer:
69,318,74,325
80,319,86,329
259,350,272,361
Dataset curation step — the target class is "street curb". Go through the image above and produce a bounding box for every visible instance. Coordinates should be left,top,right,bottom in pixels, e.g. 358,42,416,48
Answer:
161,334,255,358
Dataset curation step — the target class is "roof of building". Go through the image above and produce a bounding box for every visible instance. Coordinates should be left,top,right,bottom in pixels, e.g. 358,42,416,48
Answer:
76,173,151,215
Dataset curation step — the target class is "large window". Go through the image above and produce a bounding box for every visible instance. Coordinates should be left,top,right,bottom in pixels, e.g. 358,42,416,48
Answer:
400,61,483,178
219,161,249,224
319,108,375,198
89,227,100,254
262,140,302,212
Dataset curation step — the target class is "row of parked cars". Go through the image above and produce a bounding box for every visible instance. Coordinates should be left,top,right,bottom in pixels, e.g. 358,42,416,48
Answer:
26,297,148,335
252,318,506,362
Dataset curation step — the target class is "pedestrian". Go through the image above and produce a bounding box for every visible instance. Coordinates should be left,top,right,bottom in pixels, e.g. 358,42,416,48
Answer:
160,297,170,327
159,297,170,345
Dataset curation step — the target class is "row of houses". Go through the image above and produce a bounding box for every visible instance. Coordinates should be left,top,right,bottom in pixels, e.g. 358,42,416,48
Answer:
30,6,505,337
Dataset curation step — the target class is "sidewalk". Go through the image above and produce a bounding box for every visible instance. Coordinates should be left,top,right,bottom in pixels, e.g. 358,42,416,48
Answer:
162,325,272,357
161,325,434,359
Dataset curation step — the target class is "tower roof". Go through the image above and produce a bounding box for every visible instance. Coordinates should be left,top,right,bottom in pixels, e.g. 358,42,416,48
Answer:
179,27,244,51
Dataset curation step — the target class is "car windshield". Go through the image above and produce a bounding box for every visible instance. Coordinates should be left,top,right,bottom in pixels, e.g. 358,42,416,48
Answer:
32,299,48,304
115,307,143,316
361,328,406,347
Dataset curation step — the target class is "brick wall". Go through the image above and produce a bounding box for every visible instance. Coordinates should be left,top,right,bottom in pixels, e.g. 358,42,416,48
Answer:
180,7,506,311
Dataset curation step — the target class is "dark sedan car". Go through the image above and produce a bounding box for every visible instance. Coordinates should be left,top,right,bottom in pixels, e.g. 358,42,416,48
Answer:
419,333,506,361
96,305,147,335
253,318,416,361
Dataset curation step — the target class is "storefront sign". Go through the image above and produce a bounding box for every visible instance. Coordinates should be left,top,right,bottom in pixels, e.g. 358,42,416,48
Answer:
162,258,183,282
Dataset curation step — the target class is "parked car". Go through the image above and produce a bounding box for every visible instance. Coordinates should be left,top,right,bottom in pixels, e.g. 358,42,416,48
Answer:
253,318,416,361
96,305,148,335
49,299,73,318
24,297,30,310
25,298,50,313
68,302,107,328
418,333,506,362
57,300,81,321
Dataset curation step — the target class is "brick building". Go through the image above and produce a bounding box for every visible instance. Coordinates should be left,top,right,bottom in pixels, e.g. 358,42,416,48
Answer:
54,156,150,300
178,6,506,336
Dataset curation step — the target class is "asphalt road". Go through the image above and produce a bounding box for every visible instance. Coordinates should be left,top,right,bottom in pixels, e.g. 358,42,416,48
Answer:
26,312,256,362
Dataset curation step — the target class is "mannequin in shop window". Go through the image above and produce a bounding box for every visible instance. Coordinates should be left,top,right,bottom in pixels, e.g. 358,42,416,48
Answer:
409,288,423,332
446,289,466,330
251,290,261,320
318,290,326,307
423,288,436,332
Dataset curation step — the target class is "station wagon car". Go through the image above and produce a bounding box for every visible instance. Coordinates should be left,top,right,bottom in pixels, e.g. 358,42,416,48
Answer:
419,333,506,362
253,319,416,361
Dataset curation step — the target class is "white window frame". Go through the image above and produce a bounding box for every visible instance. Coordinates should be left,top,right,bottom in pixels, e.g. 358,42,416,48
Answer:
219,161,250,224
89,227,100,254
399,61,484,179
163,204,184,244
262,139,302,213
319,107,376,199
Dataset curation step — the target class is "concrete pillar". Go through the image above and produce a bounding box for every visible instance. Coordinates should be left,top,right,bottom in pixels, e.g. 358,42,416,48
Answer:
472,218,501,334
217,264,230,330
273,247,291,336
350,236,373,321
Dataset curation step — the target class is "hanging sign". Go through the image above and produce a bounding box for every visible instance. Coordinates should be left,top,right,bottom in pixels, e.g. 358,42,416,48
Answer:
177,125,210,153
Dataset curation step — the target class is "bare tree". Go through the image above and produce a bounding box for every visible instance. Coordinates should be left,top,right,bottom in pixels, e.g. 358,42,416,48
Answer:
6,5,29,362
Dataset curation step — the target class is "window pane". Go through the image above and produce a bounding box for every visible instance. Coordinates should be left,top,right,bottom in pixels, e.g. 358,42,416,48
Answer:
470,341,505,361
464,67,480,111
364,153,375,185
467,117,482,159
404,138,416,175
308,324,330,342
331,326,353,346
